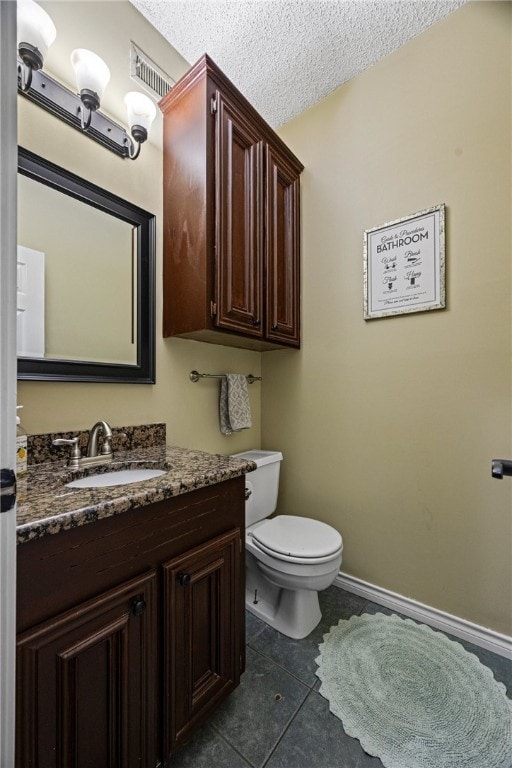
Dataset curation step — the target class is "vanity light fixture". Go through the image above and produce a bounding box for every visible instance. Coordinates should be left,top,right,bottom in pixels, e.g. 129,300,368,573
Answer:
70,48,111,130
16,0,157,159
124,92,157,159
17,0,56,90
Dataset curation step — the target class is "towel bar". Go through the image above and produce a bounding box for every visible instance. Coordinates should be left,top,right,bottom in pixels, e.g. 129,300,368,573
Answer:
189,370,262,384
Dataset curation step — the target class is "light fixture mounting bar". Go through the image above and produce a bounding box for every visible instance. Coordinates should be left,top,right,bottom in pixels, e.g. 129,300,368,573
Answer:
17,59,131,158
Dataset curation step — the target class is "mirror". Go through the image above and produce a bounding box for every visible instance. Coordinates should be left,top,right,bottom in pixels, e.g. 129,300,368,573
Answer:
17,147,155,383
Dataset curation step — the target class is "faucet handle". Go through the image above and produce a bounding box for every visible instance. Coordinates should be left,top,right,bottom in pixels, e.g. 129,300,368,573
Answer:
100,433,113,456
53,437,80,453
112,431,128,449
52,437,81,466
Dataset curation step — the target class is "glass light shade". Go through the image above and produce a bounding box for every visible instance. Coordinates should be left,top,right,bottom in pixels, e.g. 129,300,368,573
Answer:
124,92,157,135
70,49,110,99
17,0,56,60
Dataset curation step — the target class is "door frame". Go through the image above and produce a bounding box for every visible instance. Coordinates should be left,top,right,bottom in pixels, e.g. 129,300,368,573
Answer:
0,1,19,765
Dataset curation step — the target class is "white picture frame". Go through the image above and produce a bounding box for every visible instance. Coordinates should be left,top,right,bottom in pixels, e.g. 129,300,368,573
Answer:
364,204,445,320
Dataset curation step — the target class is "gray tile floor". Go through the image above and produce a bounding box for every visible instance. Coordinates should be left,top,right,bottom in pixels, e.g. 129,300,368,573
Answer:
168,586,512,768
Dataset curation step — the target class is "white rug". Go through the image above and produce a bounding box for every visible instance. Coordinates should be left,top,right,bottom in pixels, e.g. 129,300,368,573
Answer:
315,613,512,768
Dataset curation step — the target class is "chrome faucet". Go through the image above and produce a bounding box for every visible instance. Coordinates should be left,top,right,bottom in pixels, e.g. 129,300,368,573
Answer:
53,420,114,469
87,421,113,458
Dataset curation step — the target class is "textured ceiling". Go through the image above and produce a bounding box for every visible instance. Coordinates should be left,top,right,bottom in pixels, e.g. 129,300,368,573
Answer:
130,0,466,128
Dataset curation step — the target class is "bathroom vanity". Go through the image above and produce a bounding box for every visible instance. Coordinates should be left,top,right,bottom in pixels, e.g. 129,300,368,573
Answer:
16,432,255,768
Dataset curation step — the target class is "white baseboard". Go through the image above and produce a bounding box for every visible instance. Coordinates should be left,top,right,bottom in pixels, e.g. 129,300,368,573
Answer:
334,571,512,660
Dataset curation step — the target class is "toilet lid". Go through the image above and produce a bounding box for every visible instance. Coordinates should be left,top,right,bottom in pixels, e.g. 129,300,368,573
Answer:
251,515,342,560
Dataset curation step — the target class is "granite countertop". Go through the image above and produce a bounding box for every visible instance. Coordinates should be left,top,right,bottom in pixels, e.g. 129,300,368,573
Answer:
16,445,256,545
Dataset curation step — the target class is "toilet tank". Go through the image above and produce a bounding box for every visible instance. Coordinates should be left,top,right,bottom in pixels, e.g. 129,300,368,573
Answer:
231,450,283,526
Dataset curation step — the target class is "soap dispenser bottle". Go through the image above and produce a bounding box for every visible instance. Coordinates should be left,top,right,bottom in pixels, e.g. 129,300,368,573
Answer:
16,405,28,476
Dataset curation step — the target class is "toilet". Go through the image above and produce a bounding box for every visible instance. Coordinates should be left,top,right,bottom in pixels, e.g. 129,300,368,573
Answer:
232,450,343,639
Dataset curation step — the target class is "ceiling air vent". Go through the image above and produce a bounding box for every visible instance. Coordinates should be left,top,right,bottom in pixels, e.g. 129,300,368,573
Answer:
130,42,175,101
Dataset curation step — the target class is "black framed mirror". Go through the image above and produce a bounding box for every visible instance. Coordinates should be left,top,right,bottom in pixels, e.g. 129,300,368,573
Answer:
17,147,155,383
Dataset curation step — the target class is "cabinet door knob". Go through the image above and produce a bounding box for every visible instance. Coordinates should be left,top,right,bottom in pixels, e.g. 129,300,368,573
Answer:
271,324,278,331
178,572,191,587
132,598,146,616
252,318,261,327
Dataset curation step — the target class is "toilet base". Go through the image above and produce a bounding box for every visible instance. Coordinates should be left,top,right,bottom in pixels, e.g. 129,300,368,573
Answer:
245,571,322,639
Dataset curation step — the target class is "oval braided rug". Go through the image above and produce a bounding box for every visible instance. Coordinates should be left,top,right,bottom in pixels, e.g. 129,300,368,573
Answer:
315,613,512,768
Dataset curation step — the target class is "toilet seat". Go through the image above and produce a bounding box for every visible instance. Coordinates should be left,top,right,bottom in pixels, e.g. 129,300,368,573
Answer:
250,515,343,565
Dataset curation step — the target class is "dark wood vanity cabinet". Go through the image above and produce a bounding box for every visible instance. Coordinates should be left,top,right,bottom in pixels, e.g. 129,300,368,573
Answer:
16,478,245,767
160,54,303,350
17,572,157,768
162,529,241,753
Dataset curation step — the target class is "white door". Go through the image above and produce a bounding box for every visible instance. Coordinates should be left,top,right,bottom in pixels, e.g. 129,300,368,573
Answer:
17,245,45,358
0,2,18,765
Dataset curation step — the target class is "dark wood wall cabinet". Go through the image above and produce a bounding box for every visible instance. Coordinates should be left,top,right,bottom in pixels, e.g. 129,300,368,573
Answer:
160,54,304,350
16,477,245,768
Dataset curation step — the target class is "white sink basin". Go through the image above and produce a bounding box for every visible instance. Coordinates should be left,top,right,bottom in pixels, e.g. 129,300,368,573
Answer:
66,468,166,489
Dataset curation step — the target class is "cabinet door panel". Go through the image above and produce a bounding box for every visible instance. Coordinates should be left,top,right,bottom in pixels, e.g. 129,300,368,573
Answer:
16,571,156,768
215,91,264,335
163,528,241,756
266,145,301,346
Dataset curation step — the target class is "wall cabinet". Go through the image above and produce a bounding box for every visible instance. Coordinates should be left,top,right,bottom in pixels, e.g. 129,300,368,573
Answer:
160,54,303,350
16,478,245,767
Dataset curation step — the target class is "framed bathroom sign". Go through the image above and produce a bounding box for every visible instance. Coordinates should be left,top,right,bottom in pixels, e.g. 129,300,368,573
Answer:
363,204,445,319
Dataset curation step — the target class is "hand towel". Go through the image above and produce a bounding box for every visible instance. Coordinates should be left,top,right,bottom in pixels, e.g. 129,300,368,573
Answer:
219,374,252,435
